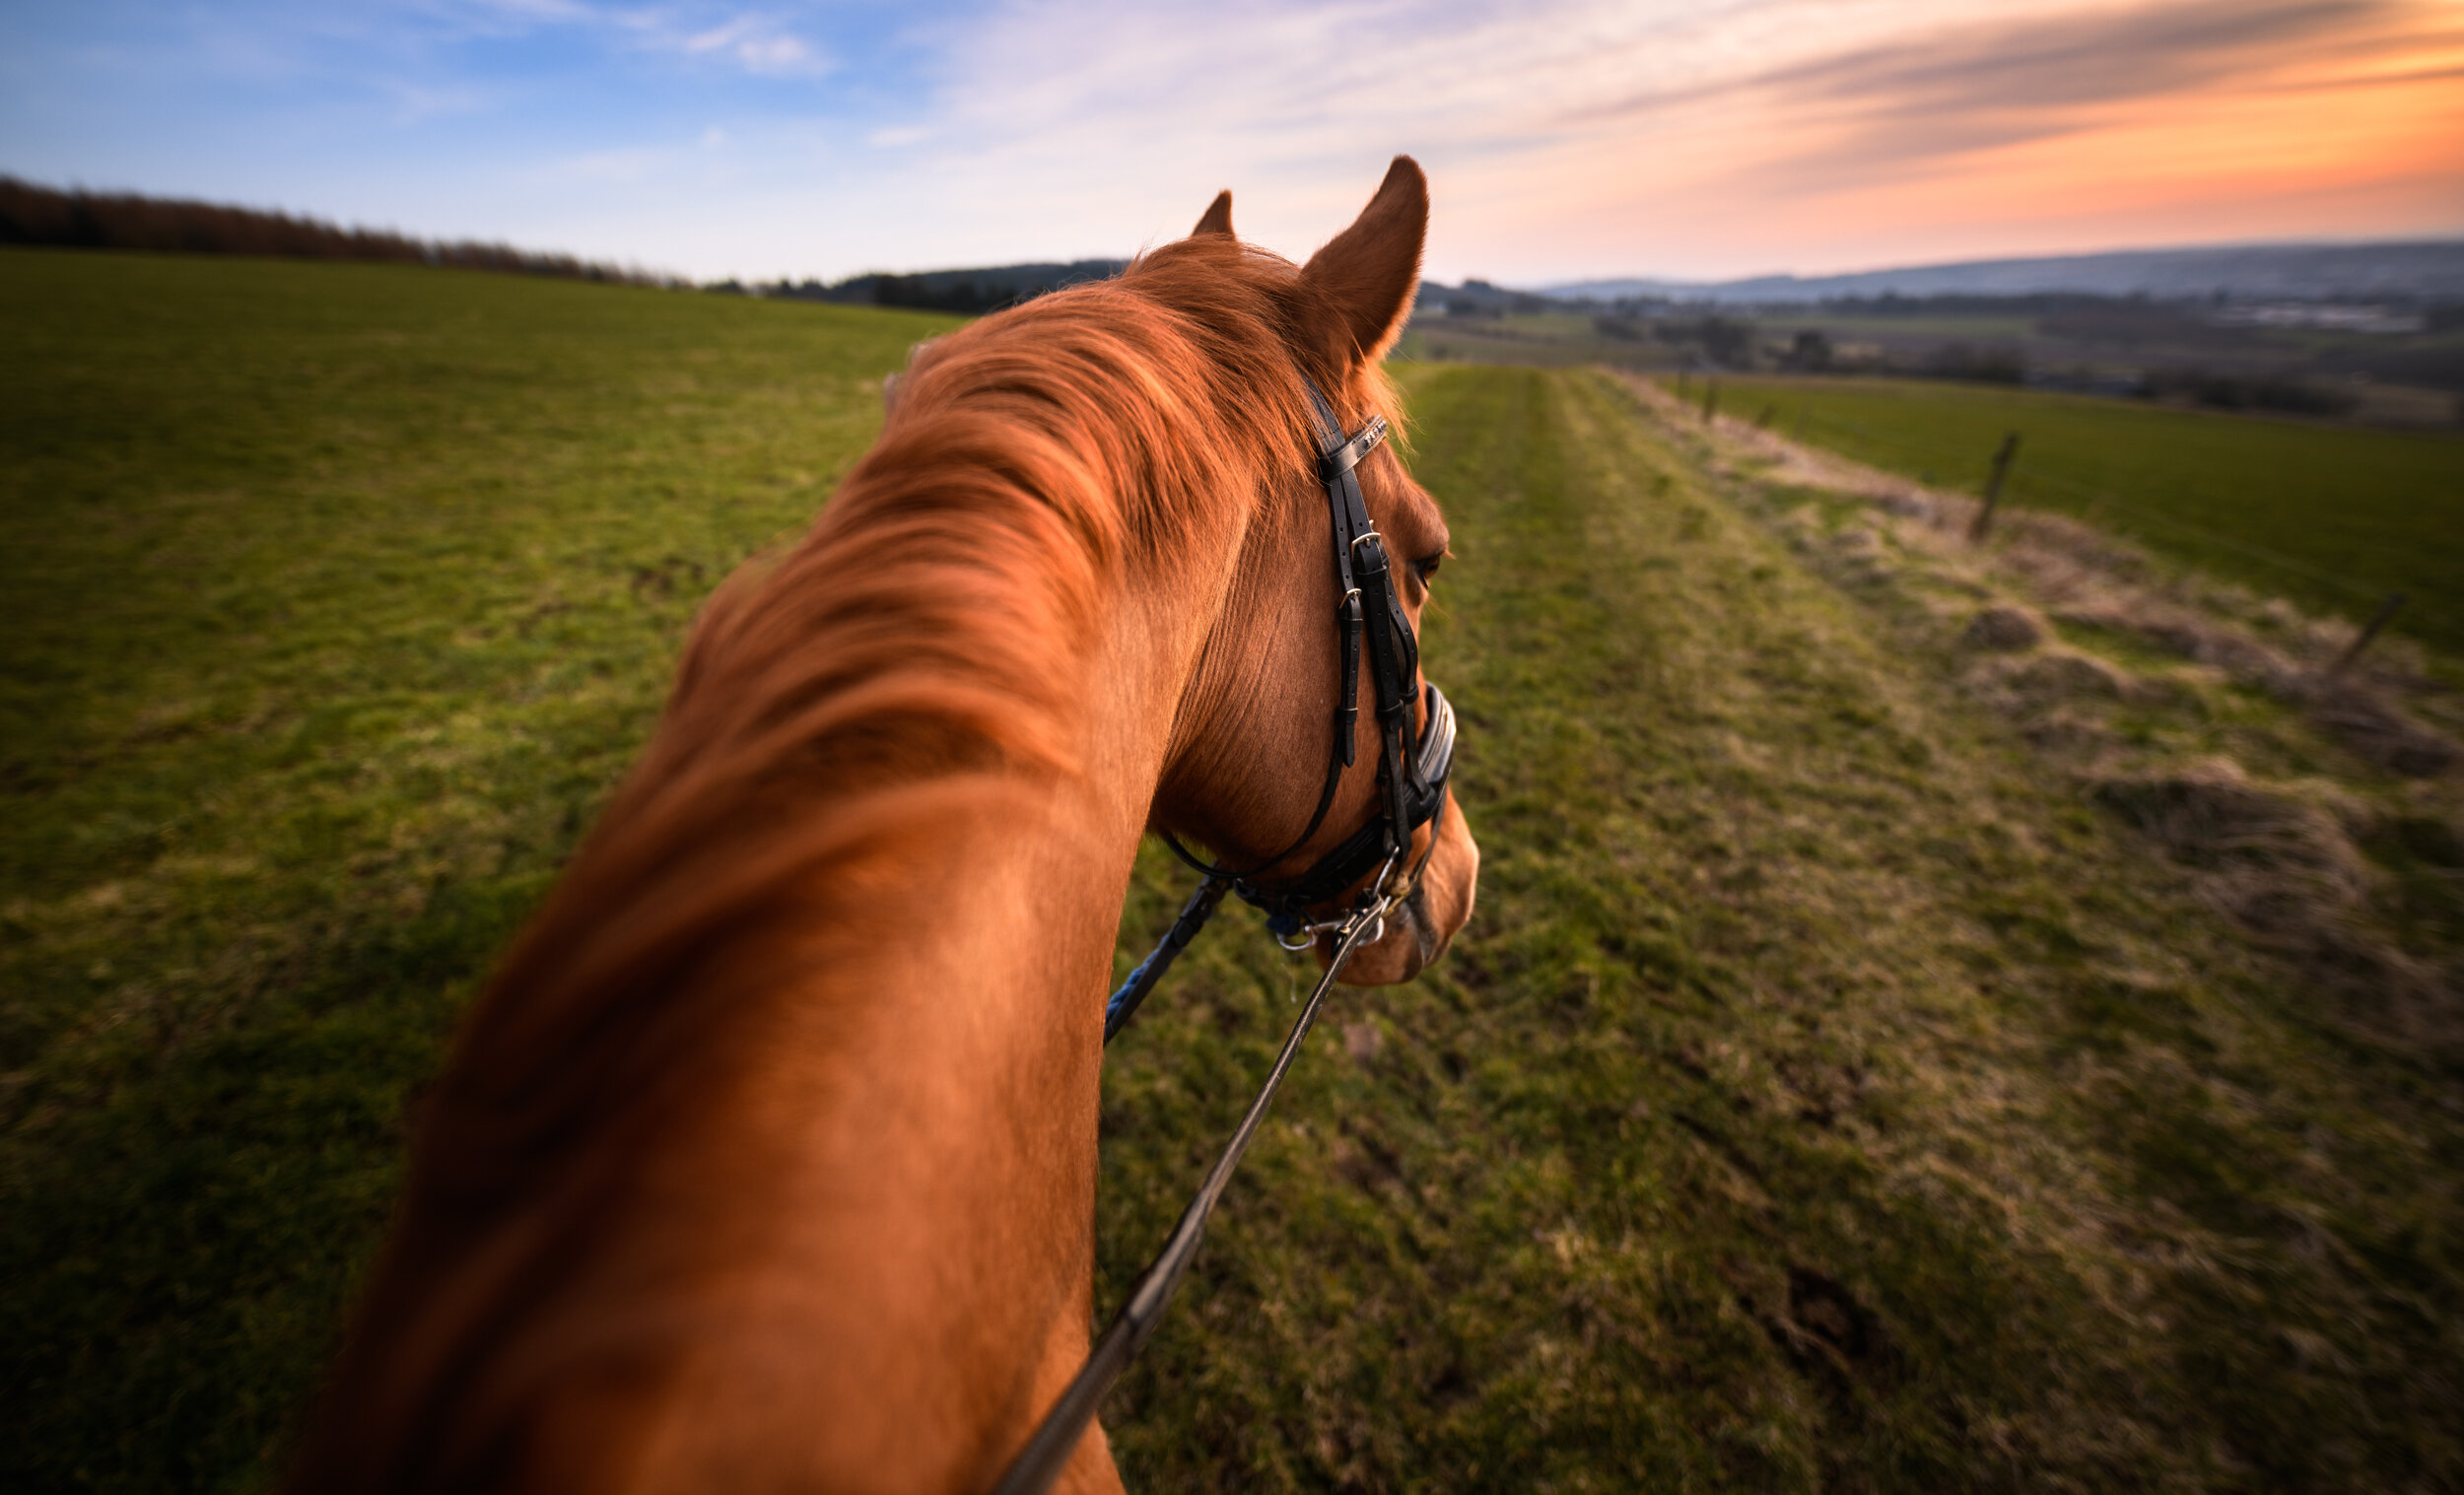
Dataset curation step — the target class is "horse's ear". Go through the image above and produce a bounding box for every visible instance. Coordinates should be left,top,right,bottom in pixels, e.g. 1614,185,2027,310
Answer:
1192,190,1234,238
1299,156,1427,370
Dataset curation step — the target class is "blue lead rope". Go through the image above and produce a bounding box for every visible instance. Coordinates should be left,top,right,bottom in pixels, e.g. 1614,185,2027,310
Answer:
1102,876,1228,1044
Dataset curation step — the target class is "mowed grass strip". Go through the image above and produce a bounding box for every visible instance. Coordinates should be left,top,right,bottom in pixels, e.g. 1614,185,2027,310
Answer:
1668,374,2464,657
0,248,954,1492
1097,366,2463,1490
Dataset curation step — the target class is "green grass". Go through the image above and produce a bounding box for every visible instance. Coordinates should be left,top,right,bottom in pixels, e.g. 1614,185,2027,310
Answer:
4,254,2460,1490
1778,312,2038,341
0,248,956,1490
1096,367,2464,1490
1397,312,1683,372
1669,374,2464,656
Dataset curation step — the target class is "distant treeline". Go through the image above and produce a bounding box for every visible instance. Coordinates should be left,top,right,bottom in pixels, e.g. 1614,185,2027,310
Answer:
1414,277,1557,316
1749,291,2201,317
1589,291,2279,319
0,176,673,286
1596,309,2367,412
719,260,1129,314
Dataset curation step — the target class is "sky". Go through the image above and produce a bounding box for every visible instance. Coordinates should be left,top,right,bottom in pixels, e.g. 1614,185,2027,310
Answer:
2,0,2460,287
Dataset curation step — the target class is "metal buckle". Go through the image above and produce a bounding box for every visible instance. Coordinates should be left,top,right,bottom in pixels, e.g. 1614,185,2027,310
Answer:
1274,849,1405,953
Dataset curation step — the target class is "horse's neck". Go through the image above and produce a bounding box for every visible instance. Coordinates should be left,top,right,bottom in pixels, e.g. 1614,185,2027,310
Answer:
551,449,1230,1453
572,458,1241,1485
295,403,1245,1493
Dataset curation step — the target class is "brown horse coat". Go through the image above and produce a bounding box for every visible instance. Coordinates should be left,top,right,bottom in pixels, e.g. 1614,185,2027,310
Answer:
289,158,1477,1494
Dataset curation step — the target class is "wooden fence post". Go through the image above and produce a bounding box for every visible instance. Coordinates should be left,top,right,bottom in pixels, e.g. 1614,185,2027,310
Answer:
2328,593,2407,678
1967,432,2020,541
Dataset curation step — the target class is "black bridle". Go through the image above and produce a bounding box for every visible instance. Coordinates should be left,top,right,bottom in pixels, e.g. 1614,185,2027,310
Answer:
992,377,1458,1495
1112,374,1458,1031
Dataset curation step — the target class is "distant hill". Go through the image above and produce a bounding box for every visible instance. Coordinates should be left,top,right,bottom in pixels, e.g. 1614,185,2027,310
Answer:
1540,241,2464,306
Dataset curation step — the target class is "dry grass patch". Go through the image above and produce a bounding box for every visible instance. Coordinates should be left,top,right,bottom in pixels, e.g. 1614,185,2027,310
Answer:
1615,367,2464,1062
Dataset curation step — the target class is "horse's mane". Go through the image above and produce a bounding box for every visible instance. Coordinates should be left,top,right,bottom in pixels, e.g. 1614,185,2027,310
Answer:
435,233,1403,1134
299,233,1403,1480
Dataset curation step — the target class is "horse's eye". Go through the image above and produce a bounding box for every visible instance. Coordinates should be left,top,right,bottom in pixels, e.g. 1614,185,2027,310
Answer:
1413,553,1444,585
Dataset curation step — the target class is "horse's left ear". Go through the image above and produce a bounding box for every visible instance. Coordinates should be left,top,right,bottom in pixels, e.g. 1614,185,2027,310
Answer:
1299,156,1427,370
1192,190,1234,238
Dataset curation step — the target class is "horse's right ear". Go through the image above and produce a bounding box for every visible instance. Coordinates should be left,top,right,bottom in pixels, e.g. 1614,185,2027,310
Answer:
1298,157,1427,372
1192,190,1234,238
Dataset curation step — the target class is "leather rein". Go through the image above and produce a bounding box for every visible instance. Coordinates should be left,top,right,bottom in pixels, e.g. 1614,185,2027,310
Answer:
992,376,1457,1495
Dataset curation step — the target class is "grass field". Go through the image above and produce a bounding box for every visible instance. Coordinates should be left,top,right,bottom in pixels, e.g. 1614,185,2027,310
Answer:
1098,365,2463,1490
1662,374,2464,658
0,249,958,1489
1397,311,1677,371
4,252,2461,1491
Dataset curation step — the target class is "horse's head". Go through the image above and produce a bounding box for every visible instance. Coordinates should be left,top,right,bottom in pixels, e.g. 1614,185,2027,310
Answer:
1144,158,1479,985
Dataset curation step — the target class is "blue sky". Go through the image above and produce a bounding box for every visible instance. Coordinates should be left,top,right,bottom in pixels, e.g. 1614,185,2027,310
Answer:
4,1,2459,285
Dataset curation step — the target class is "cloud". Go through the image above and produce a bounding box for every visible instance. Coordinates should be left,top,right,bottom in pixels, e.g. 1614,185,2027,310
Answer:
704,1,2002,275
880,0,2461,280
1775,0,2396,109
547,0,2448,281
379,0,600,44
1703,0,2436,174
5,0,2455,283
671,12,833,76
370,2,840,78
564,143,679,181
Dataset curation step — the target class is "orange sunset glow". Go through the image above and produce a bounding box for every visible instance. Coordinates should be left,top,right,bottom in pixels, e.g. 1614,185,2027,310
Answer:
2,0,2459,288
1424,0,2464,283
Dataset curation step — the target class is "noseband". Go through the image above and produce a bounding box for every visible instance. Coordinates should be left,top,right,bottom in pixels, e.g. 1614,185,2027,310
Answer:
994,377,1460,1495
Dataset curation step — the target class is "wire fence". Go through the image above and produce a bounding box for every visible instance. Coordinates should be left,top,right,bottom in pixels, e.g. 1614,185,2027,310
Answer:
1807,410,2408,603
1668,379,2453,646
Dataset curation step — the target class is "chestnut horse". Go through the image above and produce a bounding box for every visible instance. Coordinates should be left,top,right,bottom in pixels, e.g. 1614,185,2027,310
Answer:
288,158,1477,1494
